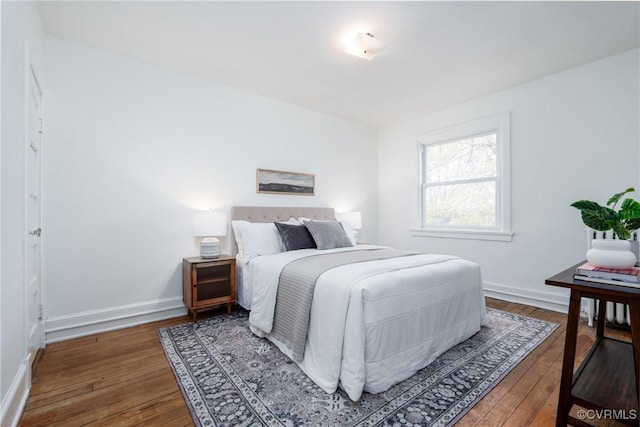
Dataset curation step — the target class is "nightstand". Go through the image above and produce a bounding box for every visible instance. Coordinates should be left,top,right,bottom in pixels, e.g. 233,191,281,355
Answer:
182,255,236,321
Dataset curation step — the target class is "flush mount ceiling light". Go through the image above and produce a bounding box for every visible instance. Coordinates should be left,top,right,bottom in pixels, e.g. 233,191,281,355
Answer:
343,32,387,61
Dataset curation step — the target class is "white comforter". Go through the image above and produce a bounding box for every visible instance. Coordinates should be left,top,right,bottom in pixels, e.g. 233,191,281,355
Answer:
247,245,488,401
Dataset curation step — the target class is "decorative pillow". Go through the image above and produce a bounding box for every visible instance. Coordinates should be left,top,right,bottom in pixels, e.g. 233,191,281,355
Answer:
231,220,285,260
274,222,317,251
299,217,357,246
304,220,354,250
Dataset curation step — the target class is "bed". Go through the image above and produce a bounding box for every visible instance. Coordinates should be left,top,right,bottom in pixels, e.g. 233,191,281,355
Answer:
230,206,488,401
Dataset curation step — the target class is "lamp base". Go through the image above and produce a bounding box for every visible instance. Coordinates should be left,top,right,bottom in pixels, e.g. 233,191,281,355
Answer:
200,237,221,259
201,254,220,259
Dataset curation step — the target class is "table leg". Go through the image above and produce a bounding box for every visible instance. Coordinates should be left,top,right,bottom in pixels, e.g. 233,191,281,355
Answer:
556,289,582,427
596,298,606,338
227,302,232,315
628,299,640,415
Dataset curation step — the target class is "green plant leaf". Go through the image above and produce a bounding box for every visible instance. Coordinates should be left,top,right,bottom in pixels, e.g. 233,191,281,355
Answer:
571,200,619,231
572,189,640,239
619,198,640,220
612,223,631,240
624,218,640,231
607,187,635,207
570,200,601,211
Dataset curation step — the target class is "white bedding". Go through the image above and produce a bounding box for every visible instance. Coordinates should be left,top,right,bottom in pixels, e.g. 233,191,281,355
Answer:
235,255,251,309
244,245,488,401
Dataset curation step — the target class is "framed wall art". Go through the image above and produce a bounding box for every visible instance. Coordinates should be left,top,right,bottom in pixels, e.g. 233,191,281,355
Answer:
256,169,315,196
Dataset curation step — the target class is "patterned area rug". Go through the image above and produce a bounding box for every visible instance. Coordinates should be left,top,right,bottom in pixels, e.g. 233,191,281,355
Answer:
158,309,557,426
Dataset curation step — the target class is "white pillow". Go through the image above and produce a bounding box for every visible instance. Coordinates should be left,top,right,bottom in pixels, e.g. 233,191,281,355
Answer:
232,217,299,255
231,221,245,255
298,217,356,246
231,220,286,260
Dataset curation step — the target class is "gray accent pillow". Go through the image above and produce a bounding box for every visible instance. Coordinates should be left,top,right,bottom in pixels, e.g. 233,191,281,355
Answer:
274,222,317,251
304,220,354,250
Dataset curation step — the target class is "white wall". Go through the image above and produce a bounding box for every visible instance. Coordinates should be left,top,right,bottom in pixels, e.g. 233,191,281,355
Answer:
43,37,378,342
1,1,45,425
378,49,640,312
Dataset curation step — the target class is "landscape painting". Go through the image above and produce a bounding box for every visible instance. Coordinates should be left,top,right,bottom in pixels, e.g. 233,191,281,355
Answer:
256,169,315,195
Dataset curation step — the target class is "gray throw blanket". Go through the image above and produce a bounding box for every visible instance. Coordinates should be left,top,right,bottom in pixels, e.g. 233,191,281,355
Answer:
270,248,419,361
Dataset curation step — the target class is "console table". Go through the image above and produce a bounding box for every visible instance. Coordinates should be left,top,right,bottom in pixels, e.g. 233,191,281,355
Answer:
546,263,640,426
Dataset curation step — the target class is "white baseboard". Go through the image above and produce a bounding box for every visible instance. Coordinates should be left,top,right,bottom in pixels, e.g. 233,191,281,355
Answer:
45,297,187,343
0,358,30,427
483,281,570,314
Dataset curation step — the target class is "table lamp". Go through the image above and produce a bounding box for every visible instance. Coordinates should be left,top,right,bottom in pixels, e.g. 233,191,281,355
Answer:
193,210,227,258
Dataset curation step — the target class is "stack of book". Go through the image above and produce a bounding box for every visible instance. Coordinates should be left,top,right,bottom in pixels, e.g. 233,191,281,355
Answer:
574,262,640,288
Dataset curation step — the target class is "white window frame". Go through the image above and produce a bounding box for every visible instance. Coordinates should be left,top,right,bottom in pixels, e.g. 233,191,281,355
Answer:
412,112,513,242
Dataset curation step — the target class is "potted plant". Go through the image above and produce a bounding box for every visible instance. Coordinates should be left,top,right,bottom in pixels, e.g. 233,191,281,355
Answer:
571,187,640,268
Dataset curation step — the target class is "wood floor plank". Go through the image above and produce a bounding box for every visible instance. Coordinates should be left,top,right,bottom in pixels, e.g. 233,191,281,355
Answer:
19,299,627,426
26,352,173,411
21,370,179,426
82,390,191,426
497,332,586,427
456,328,566,426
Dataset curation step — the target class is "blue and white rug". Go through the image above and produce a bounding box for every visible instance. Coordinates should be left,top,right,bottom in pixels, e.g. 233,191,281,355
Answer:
158,308,557,427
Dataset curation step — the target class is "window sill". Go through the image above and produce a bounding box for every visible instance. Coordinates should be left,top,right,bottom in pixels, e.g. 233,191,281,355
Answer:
410,228,513,242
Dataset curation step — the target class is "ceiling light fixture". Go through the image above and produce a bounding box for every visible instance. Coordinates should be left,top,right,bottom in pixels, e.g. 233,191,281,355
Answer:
343,32,386,61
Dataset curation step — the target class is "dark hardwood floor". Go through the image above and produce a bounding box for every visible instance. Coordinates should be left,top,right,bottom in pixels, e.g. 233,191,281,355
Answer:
18,298,631,426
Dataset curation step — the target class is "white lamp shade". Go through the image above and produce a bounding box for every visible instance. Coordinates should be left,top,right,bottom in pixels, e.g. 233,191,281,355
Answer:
193,211,227,237
336,211,362,230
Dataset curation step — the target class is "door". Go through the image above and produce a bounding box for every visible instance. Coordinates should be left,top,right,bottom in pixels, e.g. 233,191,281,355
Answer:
26,65,43,365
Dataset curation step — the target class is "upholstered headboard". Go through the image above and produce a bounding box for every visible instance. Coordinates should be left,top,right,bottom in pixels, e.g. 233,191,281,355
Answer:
229,206,335,255
230,206,335,223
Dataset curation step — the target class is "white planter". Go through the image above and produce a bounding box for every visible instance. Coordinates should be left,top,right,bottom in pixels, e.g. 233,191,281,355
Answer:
631,240,640,262
587,239,637,269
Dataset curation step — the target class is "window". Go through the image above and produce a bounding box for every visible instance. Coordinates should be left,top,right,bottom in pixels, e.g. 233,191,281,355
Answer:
414,113,512,241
